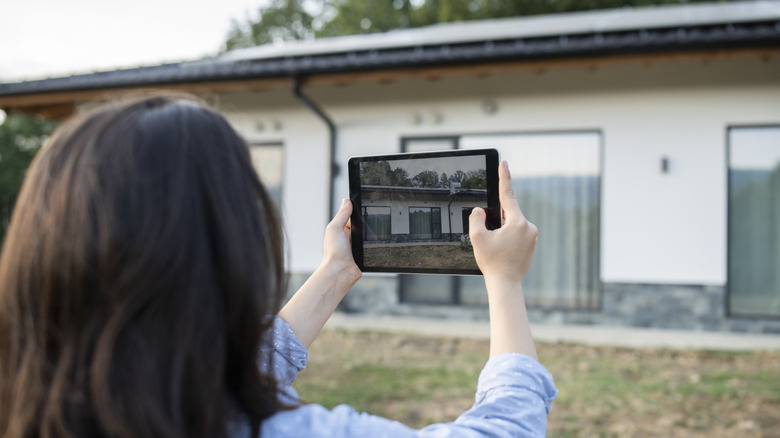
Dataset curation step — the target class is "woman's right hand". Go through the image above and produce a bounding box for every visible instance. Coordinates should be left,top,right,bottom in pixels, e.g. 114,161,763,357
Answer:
469,161,538,285
469,161,539,360
278,199,361,349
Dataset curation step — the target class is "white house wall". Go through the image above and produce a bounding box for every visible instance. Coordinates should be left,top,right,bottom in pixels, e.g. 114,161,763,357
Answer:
217,90,331,273
363,196,484,235
215,54,780,285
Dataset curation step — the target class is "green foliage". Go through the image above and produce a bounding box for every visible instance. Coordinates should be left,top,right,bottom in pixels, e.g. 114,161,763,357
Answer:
360,161,394,185
390,167,413,187
359,161,486,189
225,0,317,49
317,0,417,38
225,0,731,49
360,161,415,186
0,113,58,242
448,169,466,184
460,169,487,189
412,169,440,188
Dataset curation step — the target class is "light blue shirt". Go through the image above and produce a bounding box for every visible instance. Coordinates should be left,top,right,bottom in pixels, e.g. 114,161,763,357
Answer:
255,317,558,437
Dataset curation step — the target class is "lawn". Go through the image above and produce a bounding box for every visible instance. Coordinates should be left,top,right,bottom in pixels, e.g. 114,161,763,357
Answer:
293,329,780,437
364,243,479,271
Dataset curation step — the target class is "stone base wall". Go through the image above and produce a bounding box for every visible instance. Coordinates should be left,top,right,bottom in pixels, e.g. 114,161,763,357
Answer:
374,234,465,243
287,274,780,334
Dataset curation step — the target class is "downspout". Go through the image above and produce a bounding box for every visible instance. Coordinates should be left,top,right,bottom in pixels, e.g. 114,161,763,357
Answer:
292,77,338,222
447,192,461,242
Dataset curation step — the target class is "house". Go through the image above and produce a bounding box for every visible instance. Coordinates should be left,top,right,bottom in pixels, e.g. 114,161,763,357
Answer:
360,185,486,243
1,1,779,332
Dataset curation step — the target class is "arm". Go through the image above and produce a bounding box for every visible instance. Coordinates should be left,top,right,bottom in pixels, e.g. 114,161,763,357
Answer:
278,198,361,349
263,166,556,435
263,353,556,437
469,160,538,360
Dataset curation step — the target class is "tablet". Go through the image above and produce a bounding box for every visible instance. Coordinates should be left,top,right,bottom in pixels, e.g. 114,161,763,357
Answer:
348,148,500,275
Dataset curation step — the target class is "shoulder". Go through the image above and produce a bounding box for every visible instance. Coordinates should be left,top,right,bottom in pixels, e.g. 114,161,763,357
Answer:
261,404,415,438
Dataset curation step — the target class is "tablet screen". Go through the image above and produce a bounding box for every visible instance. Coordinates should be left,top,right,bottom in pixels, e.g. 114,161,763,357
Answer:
348,149,500,275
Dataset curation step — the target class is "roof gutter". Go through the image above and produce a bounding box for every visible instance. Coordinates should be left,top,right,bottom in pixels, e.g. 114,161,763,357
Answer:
292,77,338,223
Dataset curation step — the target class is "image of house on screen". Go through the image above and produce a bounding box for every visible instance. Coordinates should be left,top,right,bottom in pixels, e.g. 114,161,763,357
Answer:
361,184,486,244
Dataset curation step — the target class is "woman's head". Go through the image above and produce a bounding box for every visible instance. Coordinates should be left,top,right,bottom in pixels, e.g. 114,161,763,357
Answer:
0,94,286,438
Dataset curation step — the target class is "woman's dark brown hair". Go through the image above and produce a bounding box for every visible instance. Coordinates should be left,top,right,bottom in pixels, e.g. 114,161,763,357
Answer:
0,94,287,438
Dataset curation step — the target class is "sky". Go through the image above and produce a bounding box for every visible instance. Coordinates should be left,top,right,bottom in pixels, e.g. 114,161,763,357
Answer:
0,0,270,83
387,156,485,181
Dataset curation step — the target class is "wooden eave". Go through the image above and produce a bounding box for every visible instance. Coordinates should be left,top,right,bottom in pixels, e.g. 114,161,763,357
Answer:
1,47,778,121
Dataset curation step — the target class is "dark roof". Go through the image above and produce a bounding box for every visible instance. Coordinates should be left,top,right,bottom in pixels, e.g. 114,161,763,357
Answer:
1,2,779,97
362,185,487,197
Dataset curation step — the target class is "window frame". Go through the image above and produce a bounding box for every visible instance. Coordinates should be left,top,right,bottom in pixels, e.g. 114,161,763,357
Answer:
408,206,442,241
361,205,392,242
398,130,603,310
726,124,780,320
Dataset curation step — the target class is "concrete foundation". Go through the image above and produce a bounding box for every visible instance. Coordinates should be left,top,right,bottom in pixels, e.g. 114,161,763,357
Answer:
287,273,780,334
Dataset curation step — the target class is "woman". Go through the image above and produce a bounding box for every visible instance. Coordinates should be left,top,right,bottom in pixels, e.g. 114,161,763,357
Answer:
0,94,556,438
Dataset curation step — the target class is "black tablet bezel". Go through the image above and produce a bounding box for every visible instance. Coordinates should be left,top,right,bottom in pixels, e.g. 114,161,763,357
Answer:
348,148,500,275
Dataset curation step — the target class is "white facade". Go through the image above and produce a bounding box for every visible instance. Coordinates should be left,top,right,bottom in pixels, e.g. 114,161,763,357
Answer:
362,190,485,237
218,54,780,289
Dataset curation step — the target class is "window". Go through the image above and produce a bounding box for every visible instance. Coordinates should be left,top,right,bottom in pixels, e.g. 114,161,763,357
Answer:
409,207,442,240
399,133,601,309
461,207,475,235
362,206,391,241
461,132,602,309
248,143,284,208
728,127,780,318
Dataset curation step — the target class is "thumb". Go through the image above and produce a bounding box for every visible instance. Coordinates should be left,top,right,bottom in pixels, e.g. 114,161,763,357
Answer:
329,199,352,229
469,207,487,238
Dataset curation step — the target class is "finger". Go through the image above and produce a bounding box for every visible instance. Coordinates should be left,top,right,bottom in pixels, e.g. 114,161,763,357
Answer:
498,161,523,222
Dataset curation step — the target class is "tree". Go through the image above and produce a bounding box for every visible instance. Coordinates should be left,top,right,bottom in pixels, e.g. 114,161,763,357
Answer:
412,170,440,188
0,113,58,243
461,168,487,189
360,161,415,186
439,172,449,187
225,0,725,49
318,0,416,38
225,0,317,50
389,167,413,187
449,170,467,184
360,160,393,185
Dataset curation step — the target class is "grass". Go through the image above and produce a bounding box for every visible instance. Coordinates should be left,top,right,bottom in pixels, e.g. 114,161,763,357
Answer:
364,243,479,270
293,330,780,437
298,363,476,418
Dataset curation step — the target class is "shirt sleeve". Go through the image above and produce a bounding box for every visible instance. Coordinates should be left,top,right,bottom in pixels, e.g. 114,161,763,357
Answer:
261,353,558,438
258,316,309,388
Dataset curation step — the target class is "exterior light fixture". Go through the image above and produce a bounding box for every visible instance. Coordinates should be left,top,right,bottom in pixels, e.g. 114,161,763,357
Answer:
661,156,670,173
481,99,498,115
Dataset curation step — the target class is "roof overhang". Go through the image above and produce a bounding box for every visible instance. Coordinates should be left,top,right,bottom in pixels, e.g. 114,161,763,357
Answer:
2,1,779,118
363,186,487,197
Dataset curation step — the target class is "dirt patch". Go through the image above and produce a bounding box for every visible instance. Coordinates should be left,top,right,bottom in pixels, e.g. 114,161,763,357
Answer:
364,243,478,270
295,329,780,437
